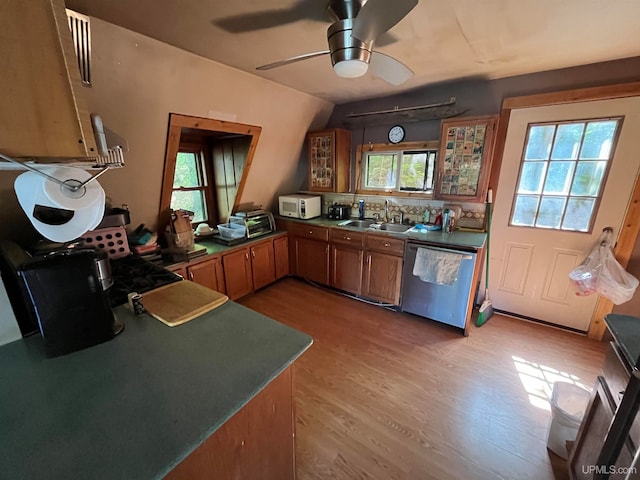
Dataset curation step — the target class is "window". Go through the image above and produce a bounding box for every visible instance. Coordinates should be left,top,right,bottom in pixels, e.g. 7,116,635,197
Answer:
170,149,208,223
360,145,437,194
511,117,622,232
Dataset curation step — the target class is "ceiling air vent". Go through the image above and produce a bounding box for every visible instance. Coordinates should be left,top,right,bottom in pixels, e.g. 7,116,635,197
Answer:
66,9,91,85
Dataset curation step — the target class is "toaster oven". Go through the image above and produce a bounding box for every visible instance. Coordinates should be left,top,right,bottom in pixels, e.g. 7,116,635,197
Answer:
229,210,275,239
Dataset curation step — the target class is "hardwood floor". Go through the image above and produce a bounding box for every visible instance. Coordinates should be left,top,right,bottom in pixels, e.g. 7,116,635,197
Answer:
239,278,607,480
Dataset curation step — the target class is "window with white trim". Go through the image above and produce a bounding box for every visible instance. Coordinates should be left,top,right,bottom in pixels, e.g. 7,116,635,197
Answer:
170,148,209,223
511,117,622,232
362,149,437,193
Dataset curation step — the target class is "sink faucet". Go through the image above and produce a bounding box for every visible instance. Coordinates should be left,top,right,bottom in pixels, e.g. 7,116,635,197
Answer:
383,200,389,223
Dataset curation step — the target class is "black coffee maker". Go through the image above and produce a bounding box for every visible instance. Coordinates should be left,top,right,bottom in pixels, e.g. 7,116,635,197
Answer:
0,240,119,357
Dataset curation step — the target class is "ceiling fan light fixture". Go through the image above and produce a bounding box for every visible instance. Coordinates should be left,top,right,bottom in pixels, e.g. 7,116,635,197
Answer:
333,59,369,78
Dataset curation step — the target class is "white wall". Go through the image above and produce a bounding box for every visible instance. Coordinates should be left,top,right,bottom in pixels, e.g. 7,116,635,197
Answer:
0,18,333,243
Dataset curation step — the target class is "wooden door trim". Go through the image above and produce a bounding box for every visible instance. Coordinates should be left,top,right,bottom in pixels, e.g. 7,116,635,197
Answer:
490,82,640,340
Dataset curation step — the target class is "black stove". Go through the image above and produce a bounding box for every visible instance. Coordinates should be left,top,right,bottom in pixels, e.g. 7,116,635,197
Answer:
108,255,182,306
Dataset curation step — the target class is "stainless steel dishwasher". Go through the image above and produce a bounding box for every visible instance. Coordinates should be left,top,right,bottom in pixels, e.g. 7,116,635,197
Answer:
401,242,477,329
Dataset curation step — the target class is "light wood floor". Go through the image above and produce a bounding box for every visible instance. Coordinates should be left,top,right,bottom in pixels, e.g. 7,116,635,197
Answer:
239,278,607,480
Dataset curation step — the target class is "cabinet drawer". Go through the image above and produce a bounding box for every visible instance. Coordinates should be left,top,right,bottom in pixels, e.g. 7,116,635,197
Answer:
365,233,405,256
289,222,329,241
330,229,364,248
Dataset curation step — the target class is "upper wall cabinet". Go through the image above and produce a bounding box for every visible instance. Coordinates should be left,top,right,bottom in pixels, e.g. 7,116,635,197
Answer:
434,115,498,203
307,128,351,192
0,0,98,158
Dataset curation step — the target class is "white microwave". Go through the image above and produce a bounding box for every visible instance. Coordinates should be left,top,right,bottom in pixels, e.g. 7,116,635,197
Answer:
278,194,321,219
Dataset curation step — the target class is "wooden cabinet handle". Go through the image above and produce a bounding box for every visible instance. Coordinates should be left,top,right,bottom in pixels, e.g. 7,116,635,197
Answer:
252,250,255,258
308,230,313,235
189,272,194,280
383,242,391,247
245,252,249,260
344,236,351,241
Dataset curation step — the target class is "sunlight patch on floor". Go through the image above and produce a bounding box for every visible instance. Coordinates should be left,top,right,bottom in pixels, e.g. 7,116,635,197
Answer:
512,356,588,411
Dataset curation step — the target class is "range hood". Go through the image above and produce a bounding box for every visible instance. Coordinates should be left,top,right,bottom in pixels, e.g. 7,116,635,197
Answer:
0,2,126,170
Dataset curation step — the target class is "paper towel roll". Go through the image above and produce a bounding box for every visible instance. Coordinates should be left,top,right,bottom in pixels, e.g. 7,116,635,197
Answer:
14,166,106,242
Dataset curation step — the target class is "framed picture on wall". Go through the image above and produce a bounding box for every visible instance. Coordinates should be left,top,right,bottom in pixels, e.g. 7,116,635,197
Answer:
435,115,498,203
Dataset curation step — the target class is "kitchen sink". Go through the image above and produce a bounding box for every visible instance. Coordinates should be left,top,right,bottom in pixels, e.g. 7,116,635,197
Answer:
377,223,412,233
338,219,375,228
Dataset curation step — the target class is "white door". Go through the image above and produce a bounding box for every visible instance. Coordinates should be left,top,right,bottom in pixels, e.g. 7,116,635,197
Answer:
490,97,640,331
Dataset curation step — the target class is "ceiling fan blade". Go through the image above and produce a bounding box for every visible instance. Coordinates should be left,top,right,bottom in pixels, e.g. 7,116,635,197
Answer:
369,51,414,86
351,0,418,42
213,1,328,33
256,51,330,71
375,32,398,48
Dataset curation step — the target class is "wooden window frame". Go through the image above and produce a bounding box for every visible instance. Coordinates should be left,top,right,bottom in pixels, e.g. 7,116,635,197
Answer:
159,113,262,234
355,140,439,197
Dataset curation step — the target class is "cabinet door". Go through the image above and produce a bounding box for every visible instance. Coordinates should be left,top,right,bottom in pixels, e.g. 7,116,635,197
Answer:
362,252,403,305
251,241,276,291
294,238,329,285
330,245,363,295
274,236,290,280
187,257,225,294
169,264,188,280
434,115,498,203
223,248,253,300
307,128,351,192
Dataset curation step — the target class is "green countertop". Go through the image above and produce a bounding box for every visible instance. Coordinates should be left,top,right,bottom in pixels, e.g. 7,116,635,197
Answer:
279,216,487,250
194,230,286,256
0,302,312,480
606,314,640,369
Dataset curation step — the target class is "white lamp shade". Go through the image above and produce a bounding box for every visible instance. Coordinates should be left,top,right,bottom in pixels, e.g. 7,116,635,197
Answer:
333,59,368,78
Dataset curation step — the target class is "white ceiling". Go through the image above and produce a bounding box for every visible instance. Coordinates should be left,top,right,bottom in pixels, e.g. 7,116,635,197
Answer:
66,0,640,104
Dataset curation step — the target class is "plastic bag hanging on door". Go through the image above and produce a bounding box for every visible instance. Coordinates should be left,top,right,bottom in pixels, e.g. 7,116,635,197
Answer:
569,229,639,304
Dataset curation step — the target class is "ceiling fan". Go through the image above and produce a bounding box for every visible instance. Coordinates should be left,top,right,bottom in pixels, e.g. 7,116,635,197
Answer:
214,0,418,86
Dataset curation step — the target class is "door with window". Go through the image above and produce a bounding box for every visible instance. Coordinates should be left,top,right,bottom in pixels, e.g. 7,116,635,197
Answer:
490,97,640,331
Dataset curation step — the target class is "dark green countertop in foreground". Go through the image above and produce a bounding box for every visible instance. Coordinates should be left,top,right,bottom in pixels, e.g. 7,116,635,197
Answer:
0,302,312,480
606,314,640,369
278,215,487,250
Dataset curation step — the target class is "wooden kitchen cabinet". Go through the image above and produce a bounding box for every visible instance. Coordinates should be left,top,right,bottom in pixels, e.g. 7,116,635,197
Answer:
274,235,290,280
331,245,364,295
362,233,404,305
435,115,498,203
330,229,364,295
251,240,276,291
1,0,98,158
165,366,295,480
307,128,351,192
294,237,330,286
187,256,226,294
363,252,403,305
222,248,253,300
289,223,330,285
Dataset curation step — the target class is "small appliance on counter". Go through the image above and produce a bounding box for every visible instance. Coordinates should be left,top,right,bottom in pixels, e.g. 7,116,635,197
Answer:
229,210,275,239
328,203,351,220
278,194,321,219
0,240,121,357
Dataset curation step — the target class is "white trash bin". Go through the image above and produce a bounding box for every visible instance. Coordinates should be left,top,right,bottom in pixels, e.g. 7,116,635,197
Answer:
547,381,591,460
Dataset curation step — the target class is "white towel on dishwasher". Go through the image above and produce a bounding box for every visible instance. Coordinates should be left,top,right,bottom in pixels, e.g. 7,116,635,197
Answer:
412,247,463,285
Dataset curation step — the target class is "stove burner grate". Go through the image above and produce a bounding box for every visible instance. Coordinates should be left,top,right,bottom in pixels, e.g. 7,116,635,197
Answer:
108,255,181,306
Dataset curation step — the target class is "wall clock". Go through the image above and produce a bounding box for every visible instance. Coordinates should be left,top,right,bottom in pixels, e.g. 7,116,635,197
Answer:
388,125,405,144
